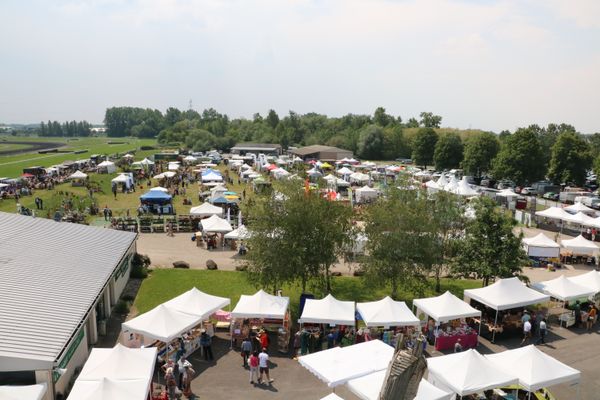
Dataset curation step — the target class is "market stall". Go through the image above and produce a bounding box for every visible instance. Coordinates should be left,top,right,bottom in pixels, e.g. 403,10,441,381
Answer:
412,291,481,351
67,344,157,400
464,277,550,341
347,372,453,400
569,270,600,294
561,235,600,257
96,160,116,173
355,297,419,345
139,190,173,214
189,202,224,217
426,349,518,397
112,173,134,191
230,290,291,353
0,383,47,400
299,294,355,326
354,185,377,203
68,170,88,186
532,275,595,327
298,340,394,388
522,233,560,258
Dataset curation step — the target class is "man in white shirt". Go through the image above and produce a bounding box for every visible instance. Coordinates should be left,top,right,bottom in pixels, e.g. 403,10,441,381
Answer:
521,319,532,345
258,348,274,384
536,318,547,345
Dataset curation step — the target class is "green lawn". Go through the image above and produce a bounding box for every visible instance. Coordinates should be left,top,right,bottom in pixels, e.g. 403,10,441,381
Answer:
0,136,157,177
0,143,32,152
133,269,482,323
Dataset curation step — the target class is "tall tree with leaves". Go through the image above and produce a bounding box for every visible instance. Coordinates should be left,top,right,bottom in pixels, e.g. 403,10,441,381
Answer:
433,133,463,170
358,125,385,160
547,131,592,186
492,127,545,185
362,185,437,299
412,127,438,167
453,197,528,286
419,112,442,128
462,132,500,178
244,181,352,293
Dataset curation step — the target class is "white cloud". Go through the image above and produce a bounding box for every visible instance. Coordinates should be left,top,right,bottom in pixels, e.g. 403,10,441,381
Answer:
545,0,600,29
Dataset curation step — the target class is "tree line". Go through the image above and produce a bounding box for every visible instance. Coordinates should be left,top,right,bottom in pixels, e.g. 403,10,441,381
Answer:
39,120,93,137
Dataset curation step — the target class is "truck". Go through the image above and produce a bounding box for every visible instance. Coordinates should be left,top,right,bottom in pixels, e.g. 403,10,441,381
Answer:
531,181,560,196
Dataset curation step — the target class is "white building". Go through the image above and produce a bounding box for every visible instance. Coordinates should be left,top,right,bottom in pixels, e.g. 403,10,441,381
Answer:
0,212,138,400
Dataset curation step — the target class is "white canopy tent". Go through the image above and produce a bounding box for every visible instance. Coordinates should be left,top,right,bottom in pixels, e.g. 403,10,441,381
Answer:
347,372,453,400
121,304,201,342
532,275,595,302
139,158,154,165
436,174,448,189
453,177,479,197
67,344,157,400
307,168,323,177
68,170,88,180
230,290,290,319
561,234,600,256
337,167,353,176
183,155,197,163
96,160,116,173
111,173,134,189
190,202,224,217
167,162,180,171
349,172,370,184
320,394,344,400
356,296,419,327
162,287,230,320
569,270,600,294
202,171,224,182
0,383,47,400
323,174,337,183
299,294,355,325
413,291,481,323
565,202,595,215
486,345,580,392
496,188,519,198
444,175,459,192
522,233,560,258
153,171,176,179
224,225,251,240
355,185,378,203
298,340,394,388
427,349,518,397
149,186,169,192
564,211,600,228
425,179,439,191
536,206,573,221
201,214,233,233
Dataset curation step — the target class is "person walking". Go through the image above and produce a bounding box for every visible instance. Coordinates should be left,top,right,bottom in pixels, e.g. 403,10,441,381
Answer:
574,301,582,328
103,205,109,221
258,348,273,384
241,337,252,367
536,318,547,344
249,351,259,384
587,305,597,331
165,367,178,400
200,330,214,361
521,319,532,345
182,364,195,398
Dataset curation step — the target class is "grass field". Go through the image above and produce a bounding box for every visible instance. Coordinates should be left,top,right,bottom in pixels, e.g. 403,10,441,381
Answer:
0,136,158,177
133,269,482,322
0,143,32,152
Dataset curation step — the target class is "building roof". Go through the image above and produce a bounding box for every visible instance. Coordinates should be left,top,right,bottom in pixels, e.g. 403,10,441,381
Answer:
231,143,282,151
289,145,352,157
0,212,137,370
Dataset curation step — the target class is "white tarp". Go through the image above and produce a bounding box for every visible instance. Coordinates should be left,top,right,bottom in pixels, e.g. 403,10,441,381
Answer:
201,214,233,233
535,206,573,221
0,383,47,400
298,340,394,388
464,277,550,311
224,225,251,240
347,372,453,400
413,291,481,323
162,287,230,320
299,294,355,325
230,289,289,319
67,344,157,400
532,275,595,301
427,349,518,397
561,234,600,256
68,170,88,179
121,304,201,342
565,202,595,214
522,233,560,258
569,270,600,294
356,296,419,327
485,345,580,392
190,202,223,217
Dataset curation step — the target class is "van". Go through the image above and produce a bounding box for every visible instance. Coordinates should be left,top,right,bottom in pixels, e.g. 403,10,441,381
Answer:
560,191,591,204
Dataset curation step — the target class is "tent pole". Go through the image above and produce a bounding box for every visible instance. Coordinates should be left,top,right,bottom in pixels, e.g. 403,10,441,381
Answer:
492,310,498,343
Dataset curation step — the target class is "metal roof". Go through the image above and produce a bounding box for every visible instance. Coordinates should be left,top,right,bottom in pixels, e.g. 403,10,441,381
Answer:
0,212,137,368
289,145,353,157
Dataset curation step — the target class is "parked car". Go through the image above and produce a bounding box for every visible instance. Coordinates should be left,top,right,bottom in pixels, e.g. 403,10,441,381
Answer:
480,178,496,188
496,180,516,190
521,187,534,195
543,192,559,201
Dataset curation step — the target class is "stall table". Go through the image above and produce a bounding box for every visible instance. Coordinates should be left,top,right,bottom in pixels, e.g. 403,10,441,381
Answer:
435,331,478,351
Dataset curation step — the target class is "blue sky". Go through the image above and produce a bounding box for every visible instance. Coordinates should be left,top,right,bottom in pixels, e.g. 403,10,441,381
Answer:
1,0,599,133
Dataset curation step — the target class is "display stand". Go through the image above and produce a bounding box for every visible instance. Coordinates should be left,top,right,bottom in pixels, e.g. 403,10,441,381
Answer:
230,312,291,353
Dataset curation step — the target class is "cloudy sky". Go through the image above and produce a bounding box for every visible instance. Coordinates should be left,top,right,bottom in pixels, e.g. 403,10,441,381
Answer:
1,0,599,132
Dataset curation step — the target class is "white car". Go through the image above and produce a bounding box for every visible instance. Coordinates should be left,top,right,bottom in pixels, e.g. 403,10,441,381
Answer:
521,187,534,195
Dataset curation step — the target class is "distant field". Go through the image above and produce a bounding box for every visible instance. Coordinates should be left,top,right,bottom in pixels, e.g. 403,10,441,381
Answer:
0,136,157,177
0,143,32,153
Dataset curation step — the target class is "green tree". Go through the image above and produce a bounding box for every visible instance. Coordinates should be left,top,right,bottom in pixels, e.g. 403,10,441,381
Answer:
405,118,419,128
433,133,463,170
362,184,436,298
593,156,600,186
547,131,592,186
453,197,528,286
358,125,385,160
266,109,280,129
419,112,442,128
373,107,392,127
412,127,438,167
244,181,352,293
492,127,545,185
462,132,500,177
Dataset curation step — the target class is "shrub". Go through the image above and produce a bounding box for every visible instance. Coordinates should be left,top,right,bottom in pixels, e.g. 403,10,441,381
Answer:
131,253,151,279
114,300,130,314
140,145,156,150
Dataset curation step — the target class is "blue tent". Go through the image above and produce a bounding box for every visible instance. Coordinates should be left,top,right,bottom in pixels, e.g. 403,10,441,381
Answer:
140,190,172,202
211,196,231,204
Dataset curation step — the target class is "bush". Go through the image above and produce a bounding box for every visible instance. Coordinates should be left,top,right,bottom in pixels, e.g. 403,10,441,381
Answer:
131,253,151,279
121,294,135,302
140,145,156,150
114,300,130,314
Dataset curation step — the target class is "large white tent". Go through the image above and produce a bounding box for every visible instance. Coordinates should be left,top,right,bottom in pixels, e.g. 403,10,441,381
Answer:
162,287,230,320
496,188,519,198
67,344,157,400
426,349,518,397
68,170,88,180
121,304,201,342
139,157,154,165
0,383,47,400
337,167,353,176
463,277,550,311
565,202,595,215
190,202,224,217
486,345,580,392
299,294,355,325
347,372,453,400
536,206,573,221
532,275,595,301
96,160,116,173
298,340,394,387
349,172,370,184
569,270,600,293
230,289,290,319
355,185,378,203
320,394,344,400
453,177,479,197
224,225,251,240
522,233,560,258
201,214,233,233
564,211,600,227
444,175,459,192
356,296,419,327
149,186,169,192
202,171,224,182
561,234,600,256
413,291,481,323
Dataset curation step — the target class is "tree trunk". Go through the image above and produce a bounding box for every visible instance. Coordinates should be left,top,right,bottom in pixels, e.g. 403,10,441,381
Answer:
391,276,398,300
301,275,307,294
325,267,331,293
435,267,441,293
483,276,489,286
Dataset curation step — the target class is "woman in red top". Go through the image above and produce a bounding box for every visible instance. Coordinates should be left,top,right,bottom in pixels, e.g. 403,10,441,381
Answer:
259,331,269,350
249,351,259,384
